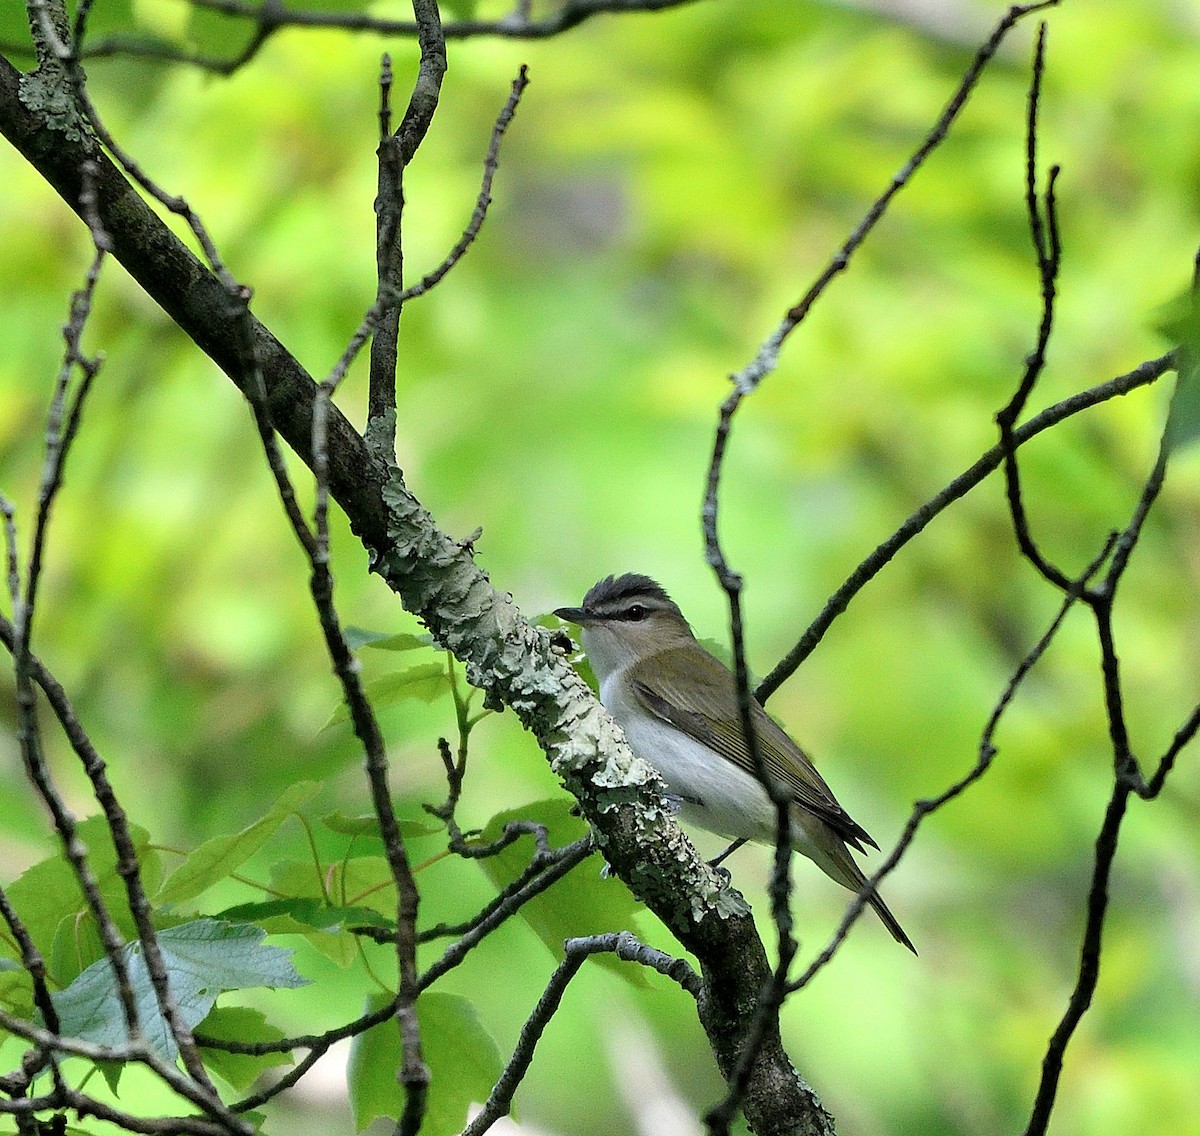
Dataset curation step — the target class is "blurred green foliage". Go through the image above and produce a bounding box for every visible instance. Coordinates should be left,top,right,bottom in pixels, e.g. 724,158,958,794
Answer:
2,0,1200,1134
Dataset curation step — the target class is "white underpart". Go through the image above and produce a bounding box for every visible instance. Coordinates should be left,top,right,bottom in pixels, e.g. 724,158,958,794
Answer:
596,659,825,867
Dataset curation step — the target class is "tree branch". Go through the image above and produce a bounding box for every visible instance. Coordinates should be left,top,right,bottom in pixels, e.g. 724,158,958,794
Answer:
0,52,815,1136
71,0,706,73
756,351,1174,702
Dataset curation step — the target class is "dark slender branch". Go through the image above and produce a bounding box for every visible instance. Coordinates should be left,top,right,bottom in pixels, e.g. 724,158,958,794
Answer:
368,53,404,434
225,998,405,1110
418,837,596,988
1101,437,1168,596
395,0,447,165
695,13,1058,1122
0,1003,253,1130
724,0,1060,411
367,0,446,455
413,835,594,943
399,65,529,302
74,0,704,73
700,397,797,1136
1144,698,1200,799
0,110,233,1107
756,352,1175,702
1019,774,1130,1136
996,23,1073,592
463,932,700,1136
1021,395,1181,1136
790,538,1113,992
446,818,553,860
424,659,491,849
0,881,63,1092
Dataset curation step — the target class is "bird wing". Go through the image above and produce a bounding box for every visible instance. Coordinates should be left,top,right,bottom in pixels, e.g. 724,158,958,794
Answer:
628,645,877,851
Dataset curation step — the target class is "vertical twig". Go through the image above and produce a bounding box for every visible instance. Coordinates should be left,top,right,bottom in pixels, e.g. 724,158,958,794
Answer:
366,0,448,454
755,355,1172,701
995,22,1072,591
698,6,1062,1130
700,398,798,1136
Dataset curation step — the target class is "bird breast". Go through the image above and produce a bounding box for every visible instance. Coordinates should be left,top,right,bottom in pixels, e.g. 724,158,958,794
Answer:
600,668,780,845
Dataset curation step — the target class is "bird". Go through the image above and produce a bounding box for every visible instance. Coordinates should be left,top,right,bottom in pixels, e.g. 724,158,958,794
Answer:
554,572,915,952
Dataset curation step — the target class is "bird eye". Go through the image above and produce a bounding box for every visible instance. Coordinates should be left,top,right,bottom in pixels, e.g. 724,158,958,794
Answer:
626,604,648,621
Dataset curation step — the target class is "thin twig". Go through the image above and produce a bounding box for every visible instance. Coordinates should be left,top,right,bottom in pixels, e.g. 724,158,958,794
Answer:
418,837,596,989
996,23,1073,592
0,1003,254,1130
724,0,1060,410
400,66,530,302
77,0,705,72
463,932,700,1135
756,352,1174,702
414,837,594,943
1021,383,1183,1136
790,539,1113,993
367,0,447,454
700,401,798,1136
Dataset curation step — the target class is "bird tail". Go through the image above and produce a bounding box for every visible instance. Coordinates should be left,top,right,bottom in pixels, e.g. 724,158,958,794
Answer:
800,826,917,954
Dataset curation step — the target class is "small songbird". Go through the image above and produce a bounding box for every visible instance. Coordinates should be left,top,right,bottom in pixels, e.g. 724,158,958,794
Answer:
554,573,915,952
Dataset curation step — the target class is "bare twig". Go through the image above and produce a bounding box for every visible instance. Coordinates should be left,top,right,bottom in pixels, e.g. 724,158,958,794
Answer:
367,0,447,453
1020,434,1177,1136
724,0,1059,410
76,0,705,72
418,837,596,990
995,23,1072,592
700,408,798,1136
463,932,700,1135
399,66,529,302
789,539,1113,992
756,351,1174,702
0,1004,254,1132
413,834,594,943
318,65,528,410
698,9,1062,1127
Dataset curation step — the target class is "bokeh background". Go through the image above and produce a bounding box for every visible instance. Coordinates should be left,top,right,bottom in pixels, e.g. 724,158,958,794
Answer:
2,0,1200,1133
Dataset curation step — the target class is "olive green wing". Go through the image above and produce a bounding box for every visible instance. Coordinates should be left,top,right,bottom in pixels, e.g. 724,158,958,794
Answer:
629,646,877,851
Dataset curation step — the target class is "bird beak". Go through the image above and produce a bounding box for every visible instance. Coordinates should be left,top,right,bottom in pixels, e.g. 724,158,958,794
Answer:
553,605,587,624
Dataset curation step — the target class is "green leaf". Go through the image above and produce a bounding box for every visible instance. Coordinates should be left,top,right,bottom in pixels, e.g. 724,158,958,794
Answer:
50,919,308,1063
196,1005,292,1092
347,992,503,1134
3,817,160,969
270,857,398,918
440,0,480,20
1166,360,1200,451
1154,285,1200,451
50,908,106,988
323,662,449,728
476,801,645,985
216,897,392,933
156,782,320,906
344,628,434,652
322,811,443,840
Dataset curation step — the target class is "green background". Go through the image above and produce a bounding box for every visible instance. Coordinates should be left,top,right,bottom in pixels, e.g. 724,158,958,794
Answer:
2,1,1200,1133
